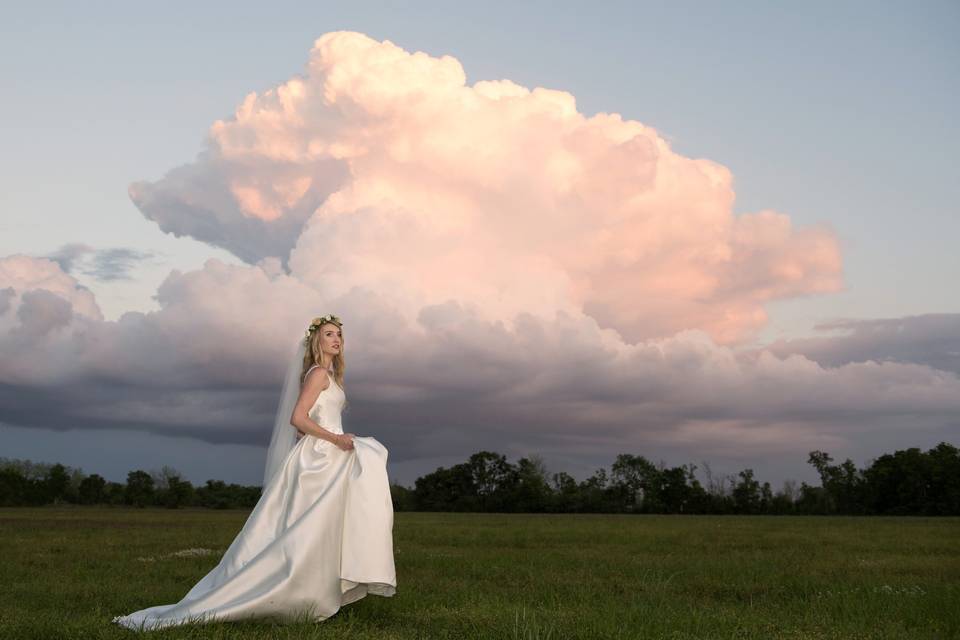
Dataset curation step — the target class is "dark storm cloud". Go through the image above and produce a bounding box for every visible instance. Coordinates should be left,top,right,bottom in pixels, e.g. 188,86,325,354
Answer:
82,247,156,281
45,242,95,273
760,313,960,376
0,287,15,315
14,289,73,337
44,243,155,281
1,252,959,479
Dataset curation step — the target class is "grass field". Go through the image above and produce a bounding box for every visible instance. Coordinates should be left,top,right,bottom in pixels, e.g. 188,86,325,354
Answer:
0,507,957,639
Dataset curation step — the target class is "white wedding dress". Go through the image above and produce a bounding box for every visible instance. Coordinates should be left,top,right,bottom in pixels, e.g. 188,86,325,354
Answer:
112,366,397,630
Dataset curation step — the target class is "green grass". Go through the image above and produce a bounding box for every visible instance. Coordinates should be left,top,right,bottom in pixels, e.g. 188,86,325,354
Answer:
0,508,957,639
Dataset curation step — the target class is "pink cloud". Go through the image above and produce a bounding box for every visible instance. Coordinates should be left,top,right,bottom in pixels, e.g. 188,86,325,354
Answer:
5,32,947,482
129,30,842,346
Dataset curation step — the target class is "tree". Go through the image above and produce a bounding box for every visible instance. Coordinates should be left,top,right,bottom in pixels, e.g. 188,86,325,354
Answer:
504,455,552,513
550,471,580,512
78,474,107,505
466,451,514,511
659,465,702,514
610,454,657,512
413,463,478,511
808,450,867,514
390,481,415,511
770,480,798,515
44,463,71,505
926,442,960,515
760,481,773,513
861,443,960,515
151,466,194,508
795,481,830,514
0,468,30,506
699,461,735,514
732,468,761,514
124,470,155,508
164,476,195,509
579,468,612,513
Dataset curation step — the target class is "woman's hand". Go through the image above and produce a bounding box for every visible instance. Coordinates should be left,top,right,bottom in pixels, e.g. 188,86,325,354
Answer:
334,433,355,451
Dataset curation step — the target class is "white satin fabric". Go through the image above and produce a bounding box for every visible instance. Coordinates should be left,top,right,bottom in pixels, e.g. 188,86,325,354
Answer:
112,370,397,630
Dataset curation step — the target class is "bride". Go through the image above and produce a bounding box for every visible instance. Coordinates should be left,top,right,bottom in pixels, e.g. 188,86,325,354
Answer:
113,314,397,630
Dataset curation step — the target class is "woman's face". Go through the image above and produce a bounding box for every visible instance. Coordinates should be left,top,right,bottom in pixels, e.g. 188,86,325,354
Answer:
319,323,342,359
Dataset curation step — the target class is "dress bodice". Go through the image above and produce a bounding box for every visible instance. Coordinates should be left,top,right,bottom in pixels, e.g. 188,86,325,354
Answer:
306,365,346,435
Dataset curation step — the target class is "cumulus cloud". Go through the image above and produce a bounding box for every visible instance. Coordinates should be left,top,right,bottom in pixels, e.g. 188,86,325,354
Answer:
0,254,103,323
1,32,956,483
130,30,842,345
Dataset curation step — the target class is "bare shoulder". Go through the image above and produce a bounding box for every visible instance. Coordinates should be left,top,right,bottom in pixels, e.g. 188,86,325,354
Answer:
303,366,331,391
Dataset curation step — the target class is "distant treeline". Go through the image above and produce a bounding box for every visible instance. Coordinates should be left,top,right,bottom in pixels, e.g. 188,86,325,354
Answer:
1,442,957,515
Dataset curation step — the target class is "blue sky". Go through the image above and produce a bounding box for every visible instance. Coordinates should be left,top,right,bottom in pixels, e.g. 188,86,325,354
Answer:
1,1,958,489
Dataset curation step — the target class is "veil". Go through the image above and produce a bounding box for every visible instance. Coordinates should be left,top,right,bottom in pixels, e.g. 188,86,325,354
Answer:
262,338,307,488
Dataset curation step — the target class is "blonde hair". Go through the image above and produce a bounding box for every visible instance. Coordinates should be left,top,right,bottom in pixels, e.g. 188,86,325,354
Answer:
300,321,348,411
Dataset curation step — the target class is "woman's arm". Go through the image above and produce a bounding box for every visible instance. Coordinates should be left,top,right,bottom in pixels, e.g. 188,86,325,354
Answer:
289,368,341,445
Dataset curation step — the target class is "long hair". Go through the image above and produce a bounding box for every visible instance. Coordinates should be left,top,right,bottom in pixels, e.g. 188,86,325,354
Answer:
300,321,348,412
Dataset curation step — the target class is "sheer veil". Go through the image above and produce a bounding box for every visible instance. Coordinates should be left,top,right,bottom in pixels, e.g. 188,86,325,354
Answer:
262,338,307,488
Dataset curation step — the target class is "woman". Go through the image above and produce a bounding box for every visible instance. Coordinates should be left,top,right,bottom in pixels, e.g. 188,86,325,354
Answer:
113,314,397,630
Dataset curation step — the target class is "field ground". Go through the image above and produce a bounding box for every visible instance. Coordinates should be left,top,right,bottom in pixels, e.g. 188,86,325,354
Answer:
0,508,957,639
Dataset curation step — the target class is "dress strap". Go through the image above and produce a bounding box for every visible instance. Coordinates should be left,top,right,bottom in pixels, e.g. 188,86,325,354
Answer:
306,364,331,376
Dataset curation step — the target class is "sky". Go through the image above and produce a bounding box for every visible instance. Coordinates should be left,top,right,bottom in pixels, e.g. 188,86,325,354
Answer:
1,1,958,491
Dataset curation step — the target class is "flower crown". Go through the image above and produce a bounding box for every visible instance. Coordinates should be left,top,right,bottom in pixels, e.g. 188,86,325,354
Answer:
304,314,342,345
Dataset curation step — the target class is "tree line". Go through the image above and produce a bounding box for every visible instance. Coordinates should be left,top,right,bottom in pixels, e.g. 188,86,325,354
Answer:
1,442,957,515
